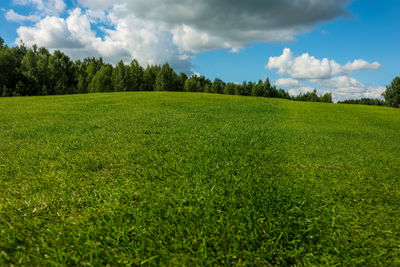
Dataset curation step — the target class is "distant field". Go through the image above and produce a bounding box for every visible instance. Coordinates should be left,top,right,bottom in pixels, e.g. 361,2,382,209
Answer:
0,92,399,265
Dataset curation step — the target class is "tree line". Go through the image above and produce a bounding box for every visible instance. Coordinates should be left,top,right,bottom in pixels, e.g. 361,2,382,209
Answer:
337,98,386,106
2,36,399,107
0,37,333,103
337,76,400,108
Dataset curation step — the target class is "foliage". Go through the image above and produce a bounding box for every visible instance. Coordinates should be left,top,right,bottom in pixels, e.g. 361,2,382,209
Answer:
127,59,144,91
251,80,263,97
382,76,400,108
48,50,76,95
177,72,188,91
184,76,200,92
0,36,330,104
211,78,225,94
338,98,386,106
112,60,128,92
293,90,332,103
0,36,398,107
223,82,236,95
0,92,399,265
88,65,113,93
155,63,178,91
0,45,19,96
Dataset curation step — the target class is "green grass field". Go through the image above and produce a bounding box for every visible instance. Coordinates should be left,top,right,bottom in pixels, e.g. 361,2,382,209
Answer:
0,92,399,265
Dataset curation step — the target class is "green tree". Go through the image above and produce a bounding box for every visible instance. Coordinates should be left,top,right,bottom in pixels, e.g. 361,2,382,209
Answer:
263,78,273,97
75,60,88,94
338,98,385,106
112,60,128,92
195,76,211,92
142,65,159,91
48,50,75,94
211,78,224,94
276,88,290,99
127,59,143,91
2,85,9,97
320,93,333,103
223,83,236,95
204,84,211,93
382,77,400,108
88,65,113,93
20,49,40,95
177,72,188,91
0,45,18,95
85,57,104,90
251,80,264,97
295,90,320,102
234,81,250,96
155,63,178,91
184,77,200,92
36,47,51,92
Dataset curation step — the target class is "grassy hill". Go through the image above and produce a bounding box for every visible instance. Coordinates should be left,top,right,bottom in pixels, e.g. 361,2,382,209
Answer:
0,92,399,265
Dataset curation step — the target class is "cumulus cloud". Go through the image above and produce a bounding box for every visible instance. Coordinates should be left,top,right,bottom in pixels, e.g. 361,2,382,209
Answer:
15,7,193,72
267,48,381,79
13,0,66,15
314,76,385,100
316,76,365,99
288,86,314,97
17,9,92,49
268,48,384,101
275,78,302,88
76,0,351,53
12,0,352,73
364,87,386,99
343,59,382,71
5,9,41,22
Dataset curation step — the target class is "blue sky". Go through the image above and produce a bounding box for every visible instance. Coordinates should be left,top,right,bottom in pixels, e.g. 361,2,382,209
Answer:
1,0,399,100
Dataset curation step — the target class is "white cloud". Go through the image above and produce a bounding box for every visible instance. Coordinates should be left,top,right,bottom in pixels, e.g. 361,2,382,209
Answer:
343,59,381,71
364,86,386,99
74,0,351,54
5,9,41,22
120,0,350,52
13,0,66,15
10,0,383,100
316,76,364,99
17,16,82,49
267,48,342,79
12,0,352,74
275,78,302,88
15,7,193,73
267,48,381,80
314,76,384,101
288,86,314,97
267,48,384,101
32,0,352,55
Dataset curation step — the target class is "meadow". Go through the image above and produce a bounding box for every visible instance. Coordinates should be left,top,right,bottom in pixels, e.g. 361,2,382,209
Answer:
0,92,399,265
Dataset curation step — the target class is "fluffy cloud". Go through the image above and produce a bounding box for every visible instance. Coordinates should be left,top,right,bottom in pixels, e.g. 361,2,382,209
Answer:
267,48,381,79
12,0,352,72
17,9,92,50
77,0,351,53
364,86,386,99
315,76,385,100
288,87,314,97
13,0,66,15
343,60,382,71
275,78,302,88
5,9,41,22
267,48,384,101
15,8,193,72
